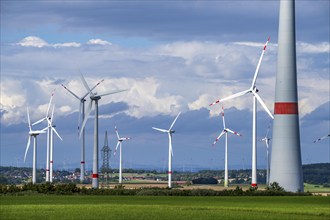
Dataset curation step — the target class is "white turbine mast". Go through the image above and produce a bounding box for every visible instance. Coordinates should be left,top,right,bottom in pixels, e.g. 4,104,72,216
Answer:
209,37,273,188
113,125,131,184
78,72,127,189
260,121,272,186
152,112,181,188
212,106,242,187
48,104,62,182
61,77,103,183
24,107,48,184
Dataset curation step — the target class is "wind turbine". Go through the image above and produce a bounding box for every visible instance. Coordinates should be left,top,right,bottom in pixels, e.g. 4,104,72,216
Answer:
114,126,131,184
79,72,127,189
32,90,62,182
261,122,272,185
313,134,330,143
209,37,273,187
24,107,48,184
212,107,242,187
152,112,181,188
61,78,103,182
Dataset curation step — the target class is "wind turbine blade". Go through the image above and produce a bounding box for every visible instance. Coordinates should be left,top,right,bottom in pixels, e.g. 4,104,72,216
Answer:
89,79,104,94
61,84,80,100
212,131,225,146
169,112,181,130
46,89,56,118
115,126,120,140
209,89,250,106
50,105,55,124
24,136,31,162
81,79,105,99
114,142,120,155
152,127,168,133
32,118,46,126
79,71,92,94
265,139,270,149
314,134,330,143
79,100,93,138
251,37,270,88
27,107,32,131
252,91,274,119
221,106,226,129
266,121,272,137
98,89,128,97
226,128,242,136
51,126,63,141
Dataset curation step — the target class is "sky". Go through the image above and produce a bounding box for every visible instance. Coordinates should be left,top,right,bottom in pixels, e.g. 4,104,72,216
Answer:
1,0,329,171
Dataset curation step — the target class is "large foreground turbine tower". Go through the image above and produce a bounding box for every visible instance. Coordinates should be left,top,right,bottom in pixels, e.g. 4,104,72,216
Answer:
270,0,303,192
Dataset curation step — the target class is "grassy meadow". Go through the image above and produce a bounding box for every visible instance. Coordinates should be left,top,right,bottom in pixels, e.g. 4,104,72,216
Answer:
304,183,330,193
1,195,329,220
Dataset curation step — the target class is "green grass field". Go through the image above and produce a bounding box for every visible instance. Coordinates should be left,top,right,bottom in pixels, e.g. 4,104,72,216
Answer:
1,196,329,220
304,183,330,193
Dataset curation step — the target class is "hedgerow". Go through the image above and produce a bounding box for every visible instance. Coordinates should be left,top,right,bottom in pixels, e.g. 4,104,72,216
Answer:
0,182,312,196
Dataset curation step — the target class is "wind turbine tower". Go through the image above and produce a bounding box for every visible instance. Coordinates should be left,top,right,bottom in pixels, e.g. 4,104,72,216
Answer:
24,107,47,184
270,0,303,192
62,78,103,183
79,73,127,189
114,126,131,184
212,107,242,187
209,38,273,187
152,112,181,188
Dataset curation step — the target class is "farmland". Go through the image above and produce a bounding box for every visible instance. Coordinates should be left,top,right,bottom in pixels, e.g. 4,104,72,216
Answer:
1,195,329,220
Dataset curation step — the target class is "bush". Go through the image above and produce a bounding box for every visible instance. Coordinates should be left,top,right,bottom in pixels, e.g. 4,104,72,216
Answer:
192,177,218,184
322,183,330,188
266,182,284,192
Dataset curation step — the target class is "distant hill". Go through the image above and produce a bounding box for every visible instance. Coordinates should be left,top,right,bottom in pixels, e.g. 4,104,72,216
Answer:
302,163,330,185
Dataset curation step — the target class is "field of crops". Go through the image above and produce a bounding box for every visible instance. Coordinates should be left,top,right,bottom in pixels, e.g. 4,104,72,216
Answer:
1,195,329,220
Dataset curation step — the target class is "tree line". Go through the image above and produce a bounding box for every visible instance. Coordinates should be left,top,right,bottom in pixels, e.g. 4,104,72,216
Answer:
1,163,329,185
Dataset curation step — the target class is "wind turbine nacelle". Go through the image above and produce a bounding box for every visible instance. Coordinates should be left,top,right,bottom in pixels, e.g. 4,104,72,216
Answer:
170,130,175,134
91,95,101,100
29,131,44,136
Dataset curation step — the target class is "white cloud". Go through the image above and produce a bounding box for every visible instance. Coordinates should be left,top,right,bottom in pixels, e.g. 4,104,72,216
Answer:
15,36,113,48
16,36,49,48
87,39,112,46
15,36,81,48
59,105,71,113
233,41,265,47
0,79,27,124
297,42,329,54
2,37,328,126
53,42,81,48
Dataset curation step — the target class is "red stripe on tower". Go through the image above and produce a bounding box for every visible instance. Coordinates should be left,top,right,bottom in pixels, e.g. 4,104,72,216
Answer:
81,161,85,164
251,183,257,187
50,161,53,163
168,171,172,174
92,174,98,178
274,102,298,114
